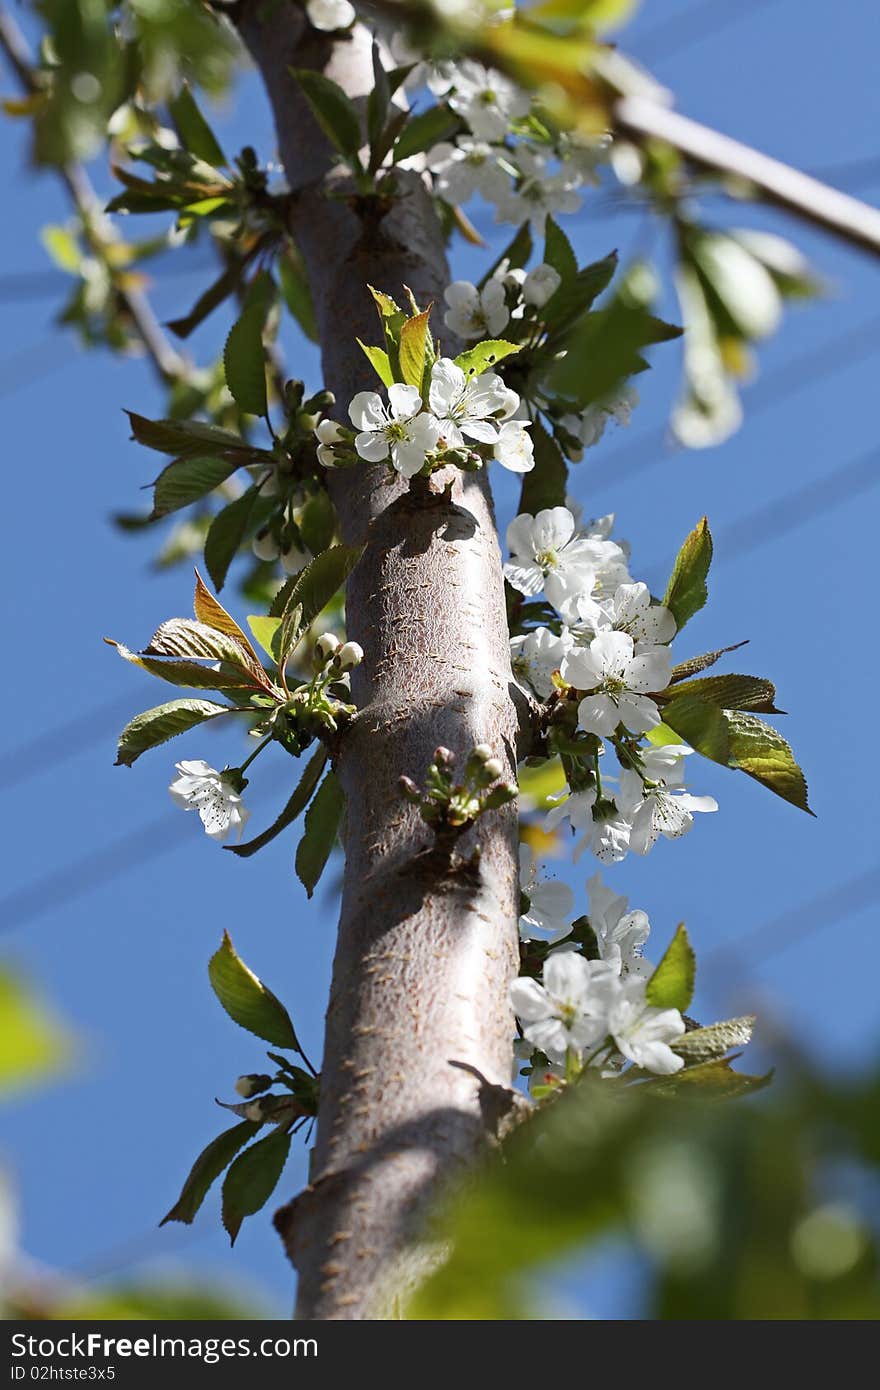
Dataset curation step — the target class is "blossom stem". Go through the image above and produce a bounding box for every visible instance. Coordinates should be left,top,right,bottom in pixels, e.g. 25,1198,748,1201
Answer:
238,731,275,775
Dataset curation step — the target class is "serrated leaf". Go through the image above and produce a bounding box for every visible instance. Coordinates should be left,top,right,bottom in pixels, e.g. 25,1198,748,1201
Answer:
673,1016,755,1062
225,746,328,859
543,215,577,283
208,930,299,1048
114,698,231,766
278,251,318,342
670,673,781,713
221,1128,291,1245
399,308,432,390
454,340,520,377
224,305,268,418
366,39,390,150
298,489,336,556
278,603,304,674
295,771,344,898
647,1057,773,1100
725,712,812,813
669,641,748,683
291,67,362,159
150,455,240,519
204,487,260,591
126,412,258,460
395,104,462,162
269,543,362,625
663,517,713,630
246,615,282,663
645,923,695,1012
542,250,618,338
168,83,227,168
518,416,567,514
660,694,730,762
194,572,261,667
161,1120,259,1226
105,639,259,692
144,618,254,666
357,339,395,387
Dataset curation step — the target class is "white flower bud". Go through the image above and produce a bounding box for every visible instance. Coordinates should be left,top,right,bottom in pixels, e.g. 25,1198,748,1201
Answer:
252,529,280,562
306,0,355,31
281,542,309,575
337,641,364,670
315,632,341,663
472,744,493,763
316,419,344,444
482,758,504,781
523,264,562,308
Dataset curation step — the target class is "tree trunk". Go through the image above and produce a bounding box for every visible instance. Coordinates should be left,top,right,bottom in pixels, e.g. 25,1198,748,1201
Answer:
238,7,521,1318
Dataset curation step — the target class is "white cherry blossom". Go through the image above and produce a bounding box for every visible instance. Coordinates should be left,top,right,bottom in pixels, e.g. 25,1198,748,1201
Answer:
496,148,581,231
427,139,510,206
522,263,562,307
618,745,718,854
510,953,617,1064
509,626,571,698
443,279,509,340
545,786,632,865
518,845,574,943
504,507,601,612
586,872,651,976
428,357,513,448
493,420,534,472
348,384,440,478
562,630,671,737
447,61,530,142
169,761,249,842
572,582,677,649
314,418,344,467
604,977,685,1074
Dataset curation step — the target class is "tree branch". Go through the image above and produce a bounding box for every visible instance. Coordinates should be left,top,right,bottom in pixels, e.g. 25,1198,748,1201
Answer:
0,7,187,383
614,94,880,260
237,8,520,1318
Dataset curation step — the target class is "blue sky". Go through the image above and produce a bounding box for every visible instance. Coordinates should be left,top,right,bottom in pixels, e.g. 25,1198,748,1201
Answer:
1,0,878,1318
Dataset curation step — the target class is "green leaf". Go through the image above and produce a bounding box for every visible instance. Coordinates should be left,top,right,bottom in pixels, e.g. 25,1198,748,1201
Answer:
673,1016,755,1062
669,641,748,683
166,260,243,338
208,930,299,1048
366,39,390,151
291,67,362,160
454,340,520,378
221,1128,291,1245
645,923,695,1012
150,455,241,519
224,306,268,418
670,673,781,714
105,640,260,692
662,517,713,631
41,224,82,274
518,416,568,514
0,967,74,1096
295,771,344,898
114,698,231,767
194,572,261,667
126,412,259,461
278,603,304,674
542,250,618,337
298,489,336,556
144,618,255,666
725,712,812,813
357,339,395,388
168,83,227,168
269,543,362,624
478,223,533,291
278,251,318,342
398,308,432,390
204,487,259,591
160,1120,259,1226
542,215,578,283
246,615,282,663
394,104,462,163
647,1057,773,1100
659,694,730,762
225,746,328,859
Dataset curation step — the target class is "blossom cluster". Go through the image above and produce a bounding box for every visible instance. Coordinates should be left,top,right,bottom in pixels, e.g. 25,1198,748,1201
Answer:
513,856,684,1079
418,59,611,234
315,357,535,478
507,505,717,864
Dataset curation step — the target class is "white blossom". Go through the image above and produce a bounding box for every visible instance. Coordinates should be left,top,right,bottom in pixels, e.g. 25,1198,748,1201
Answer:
169,760,249,842
509,626,570,698
428,357,513,448
571,582,676,649
496,148,581,231
586,872,651,976
447,61,530,142
618,744,718,854
604,977,685,1074
315,418,344,467
560,386,638,458
522,263,562,307
504,507,600,612
348,384,440,478
305,0,355,30
510,953,617,1064
493,420,534,472
545,786,632,865
562,630,671,737
427,139,510,205
518,845,573,943
443,278,509,340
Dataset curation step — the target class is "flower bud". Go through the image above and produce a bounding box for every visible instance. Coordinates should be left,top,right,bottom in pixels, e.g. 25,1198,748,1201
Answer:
315,632,341,665
399,775,421,804
471,744,493,763
481,782,517,809
433,746,455,768
252,528,280,562
303,389,336,413
283,379,304,411
281,542,309,575
336,641,363,670
481,758,504,782
235,1073,272,1099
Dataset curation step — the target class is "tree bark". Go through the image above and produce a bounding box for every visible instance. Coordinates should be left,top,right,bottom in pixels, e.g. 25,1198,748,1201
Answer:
238,6,521,1318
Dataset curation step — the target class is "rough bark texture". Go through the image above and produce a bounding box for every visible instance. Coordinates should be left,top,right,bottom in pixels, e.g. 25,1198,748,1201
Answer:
239,7,522,1318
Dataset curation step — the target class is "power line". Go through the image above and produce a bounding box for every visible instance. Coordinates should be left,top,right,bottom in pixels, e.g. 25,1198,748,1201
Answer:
590,311,880,496
0,254,215,304
0,693,136,792
635,0,784,64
